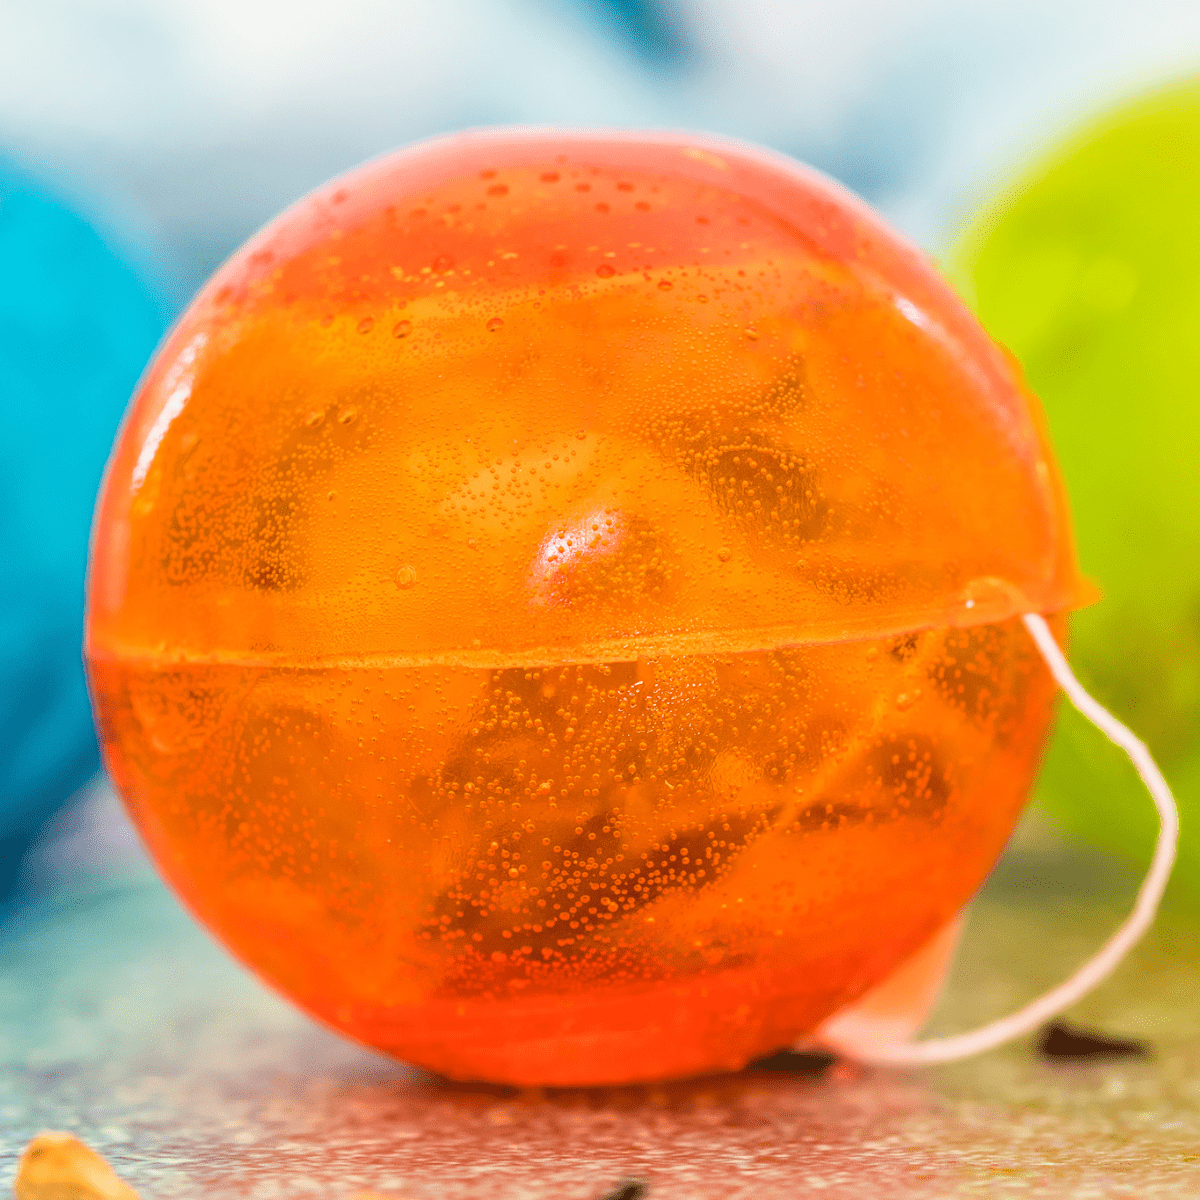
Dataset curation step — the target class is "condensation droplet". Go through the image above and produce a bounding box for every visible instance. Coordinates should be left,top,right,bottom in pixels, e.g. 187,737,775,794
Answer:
487,317,504,332
357,316,374,334
540,171,560,183
305,410,325,429
744,325,760,340
395,565,417,589
337,407,357,425
717,547,732,562
658,280,673,291
393,320,412,338
596,264,615,278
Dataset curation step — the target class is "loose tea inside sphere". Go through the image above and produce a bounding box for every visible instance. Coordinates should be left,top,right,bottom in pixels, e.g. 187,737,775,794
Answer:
87,132,1089,1085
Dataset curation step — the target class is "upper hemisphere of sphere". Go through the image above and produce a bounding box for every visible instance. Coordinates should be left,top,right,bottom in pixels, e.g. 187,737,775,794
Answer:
86,133,1088,667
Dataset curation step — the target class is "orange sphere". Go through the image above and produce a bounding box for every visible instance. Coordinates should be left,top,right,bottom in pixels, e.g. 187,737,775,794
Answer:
86,132,1089,1085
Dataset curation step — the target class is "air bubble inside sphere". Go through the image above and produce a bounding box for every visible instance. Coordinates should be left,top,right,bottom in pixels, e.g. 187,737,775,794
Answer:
86,133,1088,1085
950,80,1200,904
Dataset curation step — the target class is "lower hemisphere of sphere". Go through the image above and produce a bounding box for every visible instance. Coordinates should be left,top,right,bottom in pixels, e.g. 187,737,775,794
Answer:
88,617,1057,1084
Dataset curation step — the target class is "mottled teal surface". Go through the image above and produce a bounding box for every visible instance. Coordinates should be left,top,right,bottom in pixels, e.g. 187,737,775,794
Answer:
3,810,1197,1198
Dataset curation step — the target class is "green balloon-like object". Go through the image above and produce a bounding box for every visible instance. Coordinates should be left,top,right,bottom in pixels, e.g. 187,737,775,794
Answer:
950,78,1200,904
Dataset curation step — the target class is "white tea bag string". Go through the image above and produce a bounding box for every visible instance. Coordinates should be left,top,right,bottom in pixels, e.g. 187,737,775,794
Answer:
822,612,1179,1067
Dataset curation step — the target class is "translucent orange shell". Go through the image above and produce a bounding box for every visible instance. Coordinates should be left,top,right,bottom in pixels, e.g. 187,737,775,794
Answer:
87,132,1089,1085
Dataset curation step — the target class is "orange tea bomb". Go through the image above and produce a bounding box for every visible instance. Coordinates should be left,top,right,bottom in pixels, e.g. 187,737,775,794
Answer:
86,132,1091,1085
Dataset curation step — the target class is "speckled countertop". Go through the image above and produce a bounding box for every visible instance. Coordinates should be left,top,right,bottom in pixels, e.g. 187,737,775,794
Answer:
3,799,1198,1199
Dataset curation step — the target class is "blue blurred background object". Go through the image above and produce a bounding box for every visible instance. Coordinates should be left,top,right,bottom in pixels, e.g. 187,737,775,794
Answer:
0,163,171,896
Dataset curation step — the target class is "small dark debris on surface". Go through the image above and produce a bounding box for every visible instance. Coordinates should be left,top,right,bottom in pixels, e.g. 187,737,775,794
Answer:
747,1048,838,1074
597,1180,647,1200
1036,1018,1150,1061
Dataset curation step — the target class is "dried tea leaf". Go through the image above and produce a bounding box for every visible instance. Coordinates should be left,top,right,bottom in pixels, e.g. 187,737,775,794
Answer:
1036,1018,1149,1061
